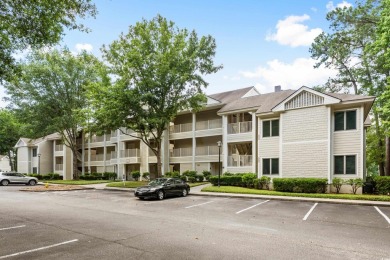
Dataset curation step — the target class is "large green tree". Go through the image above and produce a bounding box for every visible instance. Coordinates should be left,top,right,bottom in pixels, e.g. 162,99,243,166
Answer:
310,0,390,176
5,48,109,179
0,109,24,171
0,0,96,82
89,15,222,177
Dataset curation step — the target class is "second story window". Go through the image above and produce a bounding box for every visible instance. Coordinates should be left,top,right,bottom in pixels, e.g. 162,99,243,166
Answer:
335,110,356,131
32,148,37,157
263,119,279,137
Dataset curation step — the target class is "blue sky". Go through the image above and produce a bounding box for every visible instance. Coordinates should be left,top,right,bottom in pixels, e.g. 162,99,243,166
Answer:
0,0,353,107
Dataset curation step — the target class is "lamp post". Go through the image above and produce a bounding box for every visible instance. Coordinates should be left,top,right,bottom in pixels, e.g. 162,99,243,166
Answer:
217,141,222,187
37,153,41,175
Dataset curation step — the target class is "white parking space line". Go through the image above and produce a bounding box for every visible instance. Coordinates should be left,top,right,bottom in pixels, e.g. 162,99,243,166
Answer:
0,225,26,231
303,203,318,221
0,239,78,259
374,206,390,224
236,200,270,214
185,200,216,209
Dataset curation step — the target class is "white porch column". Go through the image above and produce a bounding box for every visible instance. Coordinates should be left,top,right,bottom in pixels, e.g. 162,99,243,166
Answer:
88,132,91,173
161,128,170,174
222,115,228,172
103,133,107,173
81,132,85,175
251,112,257,174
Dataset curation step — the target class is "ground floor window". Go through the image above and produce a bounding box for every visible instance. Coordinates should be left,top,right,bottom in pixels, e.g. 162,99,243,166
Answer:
334,155,356,175
32,167,37,174
263,158,279,175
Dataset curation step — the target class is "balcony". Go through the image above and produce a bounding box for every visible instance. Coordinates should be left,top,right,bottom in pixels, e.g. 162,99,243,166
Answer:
90,154,104,161
227,155,252,167
171,147,192,157
196,119,222,130
196,146,219,156
170,123,192,133
119,148,141,164
91,135,105,143
228,121,252,134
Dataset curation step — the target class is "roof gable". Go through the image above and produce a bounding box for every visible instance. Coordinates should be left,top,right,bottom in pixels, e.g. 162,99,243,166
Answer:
272,87,340,112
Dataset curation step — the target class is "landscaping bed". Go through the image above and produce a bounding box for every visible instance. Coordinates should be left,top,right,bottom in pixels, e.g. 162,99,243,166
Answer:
21,185,93,192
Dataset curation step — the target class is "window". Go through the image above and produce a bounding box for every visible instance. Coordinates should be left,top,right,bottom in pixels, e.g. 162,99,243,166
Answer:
334,155,356,175
263,119,279,137
263,158,279,175
334,110,356,131
32,148,37,157
32,167,37,174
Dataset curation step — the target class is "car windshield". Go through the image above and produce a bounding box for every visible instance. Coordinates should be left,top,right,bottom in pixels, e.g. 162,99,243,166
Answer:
148,178,167,186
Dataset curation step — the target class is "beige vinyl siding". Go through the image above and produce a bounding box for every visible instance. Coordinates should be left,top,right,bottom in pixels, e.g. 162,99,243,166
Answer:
195,162,210,173
259,137,279,158
282,106,329,178
17,147,30,174
333,107,362,178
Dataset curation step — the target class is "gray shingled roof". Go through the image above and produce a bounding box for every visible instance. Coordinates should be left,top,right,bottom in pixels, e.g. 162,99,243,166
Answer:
217,90,295,114
325,92,375,101
208,86,253,104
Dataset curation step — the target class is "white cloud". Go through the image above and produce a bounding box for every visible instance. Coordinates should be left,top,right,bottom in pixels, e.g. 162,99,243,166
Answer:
311,7,318,12
223,75,241,81
239,58,338,92
326,1,353,12
266,14,322,47
75,43,93,52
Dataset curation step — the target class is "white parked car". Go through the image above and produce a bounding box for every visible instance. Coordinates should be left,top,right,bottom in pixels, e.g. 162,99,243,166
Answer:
0,172,38,186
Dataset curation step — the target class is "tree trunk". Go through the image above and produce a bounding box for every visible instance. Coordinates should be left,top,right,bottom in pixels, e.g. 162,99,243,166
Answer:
7,150,15,171
73,151,79,179
386,136,390,176
156,148,162,178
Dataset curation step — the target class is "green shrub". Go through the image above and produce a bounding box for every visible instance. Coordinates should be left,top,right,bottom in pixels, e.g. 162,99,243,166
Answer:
273,178,327,193
103,172,117,180
182,170,197,178
253,179,260,189
188,176,196,183
142,172,150,180
332,177,344,194
164,171,180,178
131,171,141,181
202,171,211,181
259,176,271,190
179,175,187,182
374,176,390,195
196,175,204,182
345,178,364,194
209,175,243,186
223,172,234,176
242,173,257,187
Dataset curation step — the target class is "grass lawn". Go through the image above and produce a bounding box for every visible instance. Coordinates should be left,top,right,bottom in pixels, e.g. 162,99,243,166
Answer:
44,180,117,185
189,182,209,187
202,186,390,202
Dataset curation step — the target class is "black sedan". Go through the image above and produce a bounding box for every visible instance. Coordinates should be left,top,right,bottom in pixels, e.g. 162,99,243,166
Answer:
134,178,190,200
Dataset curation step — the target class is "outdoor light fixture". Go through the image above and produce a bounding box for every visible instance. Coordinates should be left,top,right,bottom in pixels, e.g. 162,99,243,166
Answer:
217,141,222,187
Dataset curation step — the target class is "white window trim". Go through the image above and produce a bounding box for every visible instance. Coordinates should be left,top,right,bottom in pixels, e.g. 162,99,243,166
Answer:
334,109,358,132
333,154,358,175
261,157,280,176
261,118,280,138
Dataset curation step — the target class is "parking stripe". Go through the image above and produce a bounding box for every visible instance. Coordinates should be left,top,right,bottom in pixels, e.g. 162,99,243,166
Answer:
236,200,270,214
185,200,216,209
303,203,318,221
0,239,78,259
374,206,390,224
0,225,26,231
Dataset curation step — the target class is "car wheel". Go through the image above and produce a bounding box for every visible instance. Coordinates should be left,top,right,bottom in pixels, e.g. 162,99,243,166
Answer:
28,180,37,186
182,188,188,197
1,180,9,186
157,190,164,200
138,197,145,200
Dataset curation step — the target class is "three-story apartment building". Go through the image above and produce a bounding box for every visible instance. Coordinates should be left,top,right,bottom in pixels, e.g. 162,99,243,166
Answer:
15,86,374,183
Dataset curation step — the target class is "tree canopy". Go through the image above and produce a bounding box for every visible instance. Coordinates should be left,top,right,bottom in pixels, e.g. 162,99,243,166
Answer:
0,0,96,82
5,48,109,178
89,15,222,177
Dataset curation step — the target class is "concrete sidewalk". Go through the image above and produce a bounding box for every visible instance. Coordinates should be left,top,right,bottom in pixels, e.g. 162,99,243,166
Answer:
81,182,390,207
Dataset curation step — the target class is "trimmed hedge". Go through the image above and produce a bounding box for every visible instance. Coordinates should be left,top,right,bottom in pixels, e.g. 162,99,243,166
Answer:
273,178,327,193
209,175,243,186
375,176,390,195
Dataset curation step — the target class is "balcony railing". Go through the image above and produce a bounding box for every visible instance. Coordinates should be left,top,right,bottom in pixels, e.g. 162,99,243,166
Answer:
227,121,252,134
90,154,104,161
55,145,63,151
196,119,222,130
170,123,192,133
227,155,252,167
110,151,117,159
91,135,105,143
171,147,192,157
55,164,63,171
196,146,220,156
110,130,117,137
120,148,140,158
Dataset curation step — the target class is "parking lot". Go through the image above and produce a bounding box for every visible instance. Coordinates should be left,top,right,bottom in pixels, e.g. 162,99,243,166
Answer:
0,186,389,259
